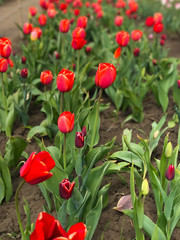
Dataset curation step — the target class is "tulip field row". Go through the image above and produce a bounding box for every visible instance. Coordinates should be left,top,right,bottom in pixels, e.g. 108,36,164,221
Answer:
0,0,180,239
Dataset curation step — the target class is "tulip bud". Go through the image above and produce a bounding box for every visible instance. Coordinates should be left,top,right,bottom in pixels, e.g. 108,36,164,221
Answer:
21,57,26,64
58,111,74,133
165,142,172,158
177,80,180,89
40,70,53,85
160,39,165,46
21,68,28,78
0,58,8,72
59,179,75,199
153,130,159,139
54,51,60,59
82,126,87,136
75,132,84,148
152,59,157,66
165,164,175,181
141,178,149,196
86,46,92,53
133,48,140,57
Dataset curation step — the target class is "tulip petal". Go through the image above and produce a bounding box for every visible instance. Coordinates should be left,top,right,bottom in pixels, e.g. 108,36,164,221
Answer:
67,222,87,240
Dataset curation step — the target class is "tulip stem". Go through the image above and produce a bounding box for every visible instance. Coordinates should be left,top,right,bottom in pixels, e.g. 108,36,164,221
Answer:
90,88,103,150
1,73,7,114
44,85,47,102
60,92,64,115
15,179,26,240
63,134,67,170
77,50,80,82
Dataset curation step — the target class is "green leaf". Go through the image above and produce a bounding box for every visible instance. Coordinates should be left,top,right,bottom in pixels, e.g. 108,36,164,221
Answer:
5,103,16,137
57,201,67,229
27,126,47,142
170,201,180,235
98,183,110,209
0,177,5,204
39,183,53,212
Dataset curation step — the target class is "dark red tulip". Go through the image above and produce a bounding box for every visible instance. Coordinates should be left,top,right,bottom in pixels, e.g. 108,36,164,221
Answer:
165,164,175,181
59,179,75,199
21,68,28,78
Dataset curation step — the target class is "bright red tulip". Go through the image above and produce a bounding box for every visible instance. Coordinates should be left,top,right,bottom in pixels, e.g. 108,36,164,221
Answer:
165,164,175,181
153,22,163,33
145,16,154,27
0,58,8,72
72,27,86,38
20,151,55,185
95,63,116,89
59,19,70,33
116,0,126,8
128,0,138,13
59,179,75,199
7,58,14,68
74,8,80,16
39,0,48,9
114,47,121,58
0,37,12,58
75,132,85,148
58,111,74,133
177,80,180,88
154,12,163,23
21,68,28,78
131,29,143,41
57,69,75,92
59,3,67,10
71,37,87,50
40,70,53,85
114,16,123,26
38,14,47,26
116,31,130,47
73,0,83,8
23,22,33,34
47,8,57,18
29,6,37,16
77,16,88,29
30,212,87,240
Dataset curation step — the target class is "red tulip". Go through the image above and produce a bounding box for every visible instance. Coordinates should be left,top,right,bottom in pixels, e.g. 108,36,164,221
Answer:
23,22,33,35
58,111,74,133
133,48,140,57
129,0,138,13
7,58,14,68
21,68,28,78
131,29,143,41
77,16,88,29
39,0,48,9
73,0,83,8
59,19,70,33
20,151,55,185
116,0,126,8
40,70,53,85
59,179,75,199
74,8,80,16
71,37,87,50
116,31,130,47
160,39,165,46
72,27,86,38
165,164,175,181
114,47,121,58
75,132,85,148
59,3,67,10
154,12,163,23
47,8,57,18
38,14,47,26
0,37,12,58
29,6,37,16
114,16,123,26
30,212,87,240
0,58,8,72
54,51,60,59
21,57,26,64
57,69,75,92
82,126,87,136
177,80,180,88
145,16,154,27
95,63,116,89
86,46,92,53
152,59,157,65
32,27,42,39
161,34,167,40
153,22,163,33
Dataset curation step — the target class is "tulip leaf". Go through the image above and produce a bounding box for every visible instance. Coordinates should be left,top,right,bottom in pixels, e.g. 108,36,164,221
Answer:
67,188,83,215
98,183,111,209
5,103,16,137
0,177,5,204
39,183,53,212
170,201,180,235
27,126,47,142
57,201,68,229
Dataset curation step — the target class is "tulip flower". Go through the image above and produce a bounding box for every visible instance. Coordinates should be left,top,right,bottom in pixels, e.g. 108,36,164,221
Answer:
77,16,88,28
72,27,86,38
95,63,116,89
21,57,26,64
0,37,12,58
39,0,48,9
21,68,28,78
23,22,33,35
153,22,163,33
32,27,42,39
57,69,75,92
116,31,130,47
47,8,57,18
29,6,37,16
154,12,163,23
114,16,124,26
59,19,70,33
40,70,53,85
161,34,167,40
38,14,47,26
59,2,67,10
71,37,87,50
7,58,14,68
74,8,80,16
114,47,121,58
30,212,87,240
0,58,8,72
59,178,75,199
58,111,74,134
165,164,175,181
129,0,138,13
177,80,180,89
133,48,140,57
131,29,143,41
20,151,55,185
145,16,154,27
75,132,85,148
82,126,87,136
86,46,92,53
160,39,165,46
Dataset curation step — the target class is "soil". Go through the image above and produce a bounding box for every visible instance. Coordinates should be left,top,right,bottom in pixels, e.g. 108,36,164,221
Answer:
0,1,180,240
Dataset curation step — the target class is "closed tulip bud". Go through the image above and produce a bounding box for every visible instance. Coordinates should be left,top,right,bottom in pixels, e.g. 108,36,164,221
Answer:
21,56,26,64
72,27,86,39
160,39,165,46
39,0,48,9
29,6,37,16
59,3,67,11
40,70,53,85
165,164,175,181
73,63,76,70
133,48,140,57
114,47,121,58
95,63,116,89
59,179,75,199
145,16,154,27
161,34,167,40
165,142,172,158
153,22,163,33
115,31,130,47
0,58,8,72
59,19,70,33
77,16,88,29
33,27,42,39
38,14,47,26
75,132,84,148
177,80,180,89
21,68,28,78
71,37,87,50
131,29,143,41
153,130,159,139
0,37,12,58
148,33,154,40
54,51,60,59
86,46,92,53
152,59,157,65
154,12,163,23
23,22,33,35
114,16,123,26
47,8,57,18
82,126,87,136
57,69,75,92
74,8,80,16
141,178,149,196
58,111,74,133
